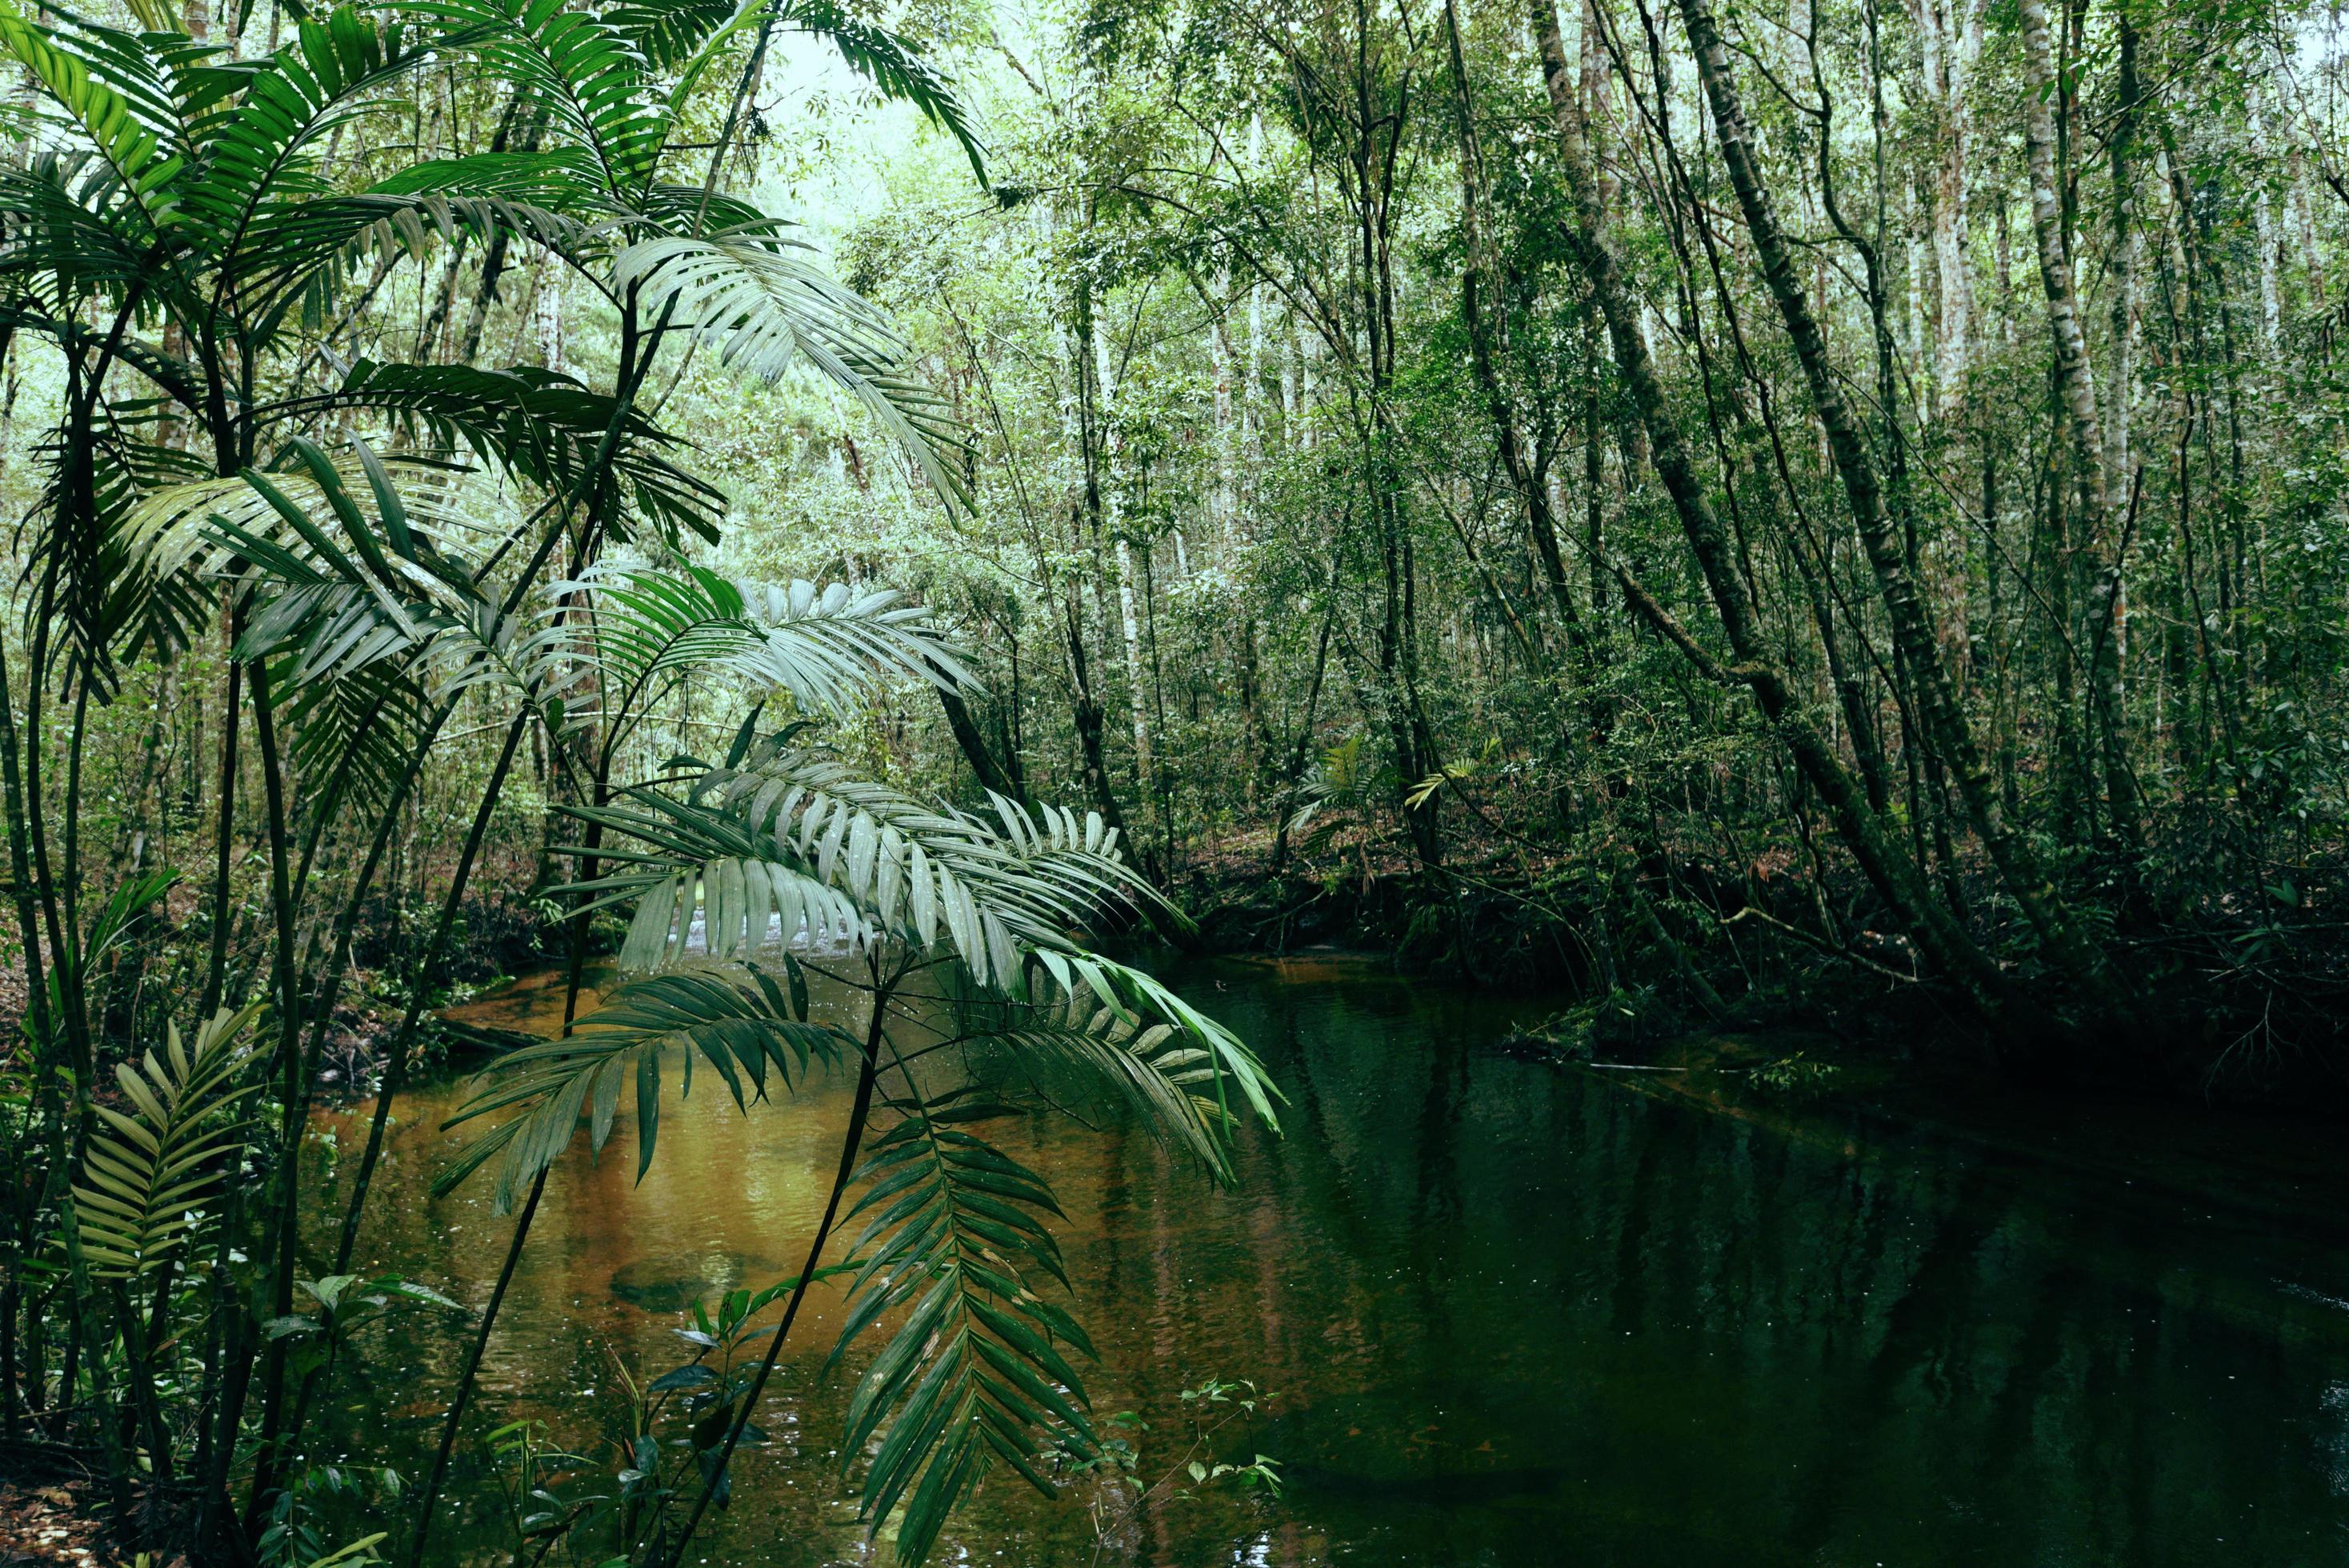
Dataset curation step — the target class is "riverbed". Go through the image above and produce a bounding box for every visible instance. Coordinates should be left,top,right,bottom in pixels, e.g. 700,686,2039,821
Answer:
304,955,2349,1565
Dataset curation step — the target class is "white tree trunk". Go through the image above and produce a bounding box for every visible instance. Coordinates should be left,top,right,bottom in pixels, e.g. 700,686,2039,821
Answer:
2251,88,2285,351
2018,0,2108,534
1091,322,1155,803
1911,0,1978,414
1114,538,1153,796
1210,269,1236,550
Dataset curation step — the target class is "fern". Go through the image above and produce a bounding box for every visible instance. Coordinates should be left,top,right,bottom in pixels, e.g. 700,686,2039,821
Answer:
71,1005,262,1280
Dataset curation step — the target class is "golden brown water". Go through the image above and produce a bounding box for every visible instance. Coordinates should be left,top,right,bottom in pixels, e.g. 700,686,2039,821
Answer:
302,958,2349,1565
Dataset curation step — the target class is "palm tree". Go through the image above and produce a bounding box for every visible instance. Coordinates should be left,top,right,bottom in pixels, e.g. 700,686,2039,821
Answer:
0,2,1271,1562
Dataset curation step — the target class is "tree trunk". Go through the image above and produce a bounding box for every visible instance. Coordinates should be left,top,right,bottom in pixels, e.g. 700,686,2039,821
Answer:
2019,0,2141,854
1527,0,2029,1026
1674,0,2130,1009
1445,0,1584,657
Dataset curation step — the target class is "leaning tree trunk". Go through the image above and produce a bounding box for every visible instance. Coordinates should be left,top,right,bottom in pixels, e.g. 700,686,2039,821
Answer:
1525,0,2028,1026
1672,0,2131,1013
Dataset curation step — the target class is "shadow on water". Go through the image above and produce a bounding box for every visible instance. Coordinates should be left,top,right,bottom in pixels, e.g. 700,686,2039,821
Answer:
304,956,2349,1566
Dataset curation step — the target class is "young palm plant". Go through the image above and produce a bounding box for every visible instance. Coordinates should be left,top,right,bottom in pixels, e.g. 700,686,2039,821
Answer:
434,697,1278,1566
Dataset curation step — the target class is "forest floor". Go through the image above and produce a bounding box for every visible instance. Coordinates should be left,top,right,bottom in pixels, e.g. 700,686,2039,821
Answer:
0,1478,120,1566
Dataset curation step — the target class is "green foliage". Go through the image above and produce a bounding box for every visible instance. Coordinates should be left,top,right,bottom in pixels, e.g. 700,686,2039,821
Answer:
70,1003,261,1280
437,960,850,1209
830,1090,1094,1565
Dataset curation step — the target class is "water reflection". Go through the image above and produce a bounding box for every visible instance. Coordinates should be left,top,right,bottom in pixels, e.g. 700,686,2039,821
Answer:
307,958,2349,1565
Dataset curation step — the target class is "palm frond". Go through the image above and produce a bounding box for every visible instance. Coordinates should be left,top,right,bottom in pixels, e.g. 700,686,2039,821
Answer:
122,438,490,689
606,0,984,182
777,0,985,184
236,190,595,349
70,1005,263,1279
547,564,966,726
282,658,436,819
569,795,881,971
570,759,1129,986
434,962,851,1211
606,0,742,72
23,420,214,687
400,0,668,198
954,951,1279,1183
0,1,188,235
613,230,974,514
0,156,159,302
831,1091,1093,1566
260,359,724,544
177,6,455,269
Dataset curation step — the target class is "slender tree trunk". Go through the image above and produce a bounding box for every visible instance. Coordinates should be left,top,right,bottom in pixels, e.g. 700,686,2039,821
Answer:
1527,0,2029,1025
1674,0,2131,1007
2019,0,2141,854
1912,0,1978,413
1445,0,1585,658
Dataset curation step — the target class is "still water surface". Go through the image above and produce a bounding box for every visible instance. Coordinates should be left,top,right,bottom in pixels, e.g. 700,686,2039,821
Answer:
310,957,2349,1565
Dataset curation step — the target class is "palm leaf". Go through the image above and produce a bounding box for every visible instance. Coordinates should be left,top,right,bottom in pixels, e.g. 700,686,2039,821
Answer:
830,1092,1093,1565
613,230,974,514
123,438,492,688
399,0,668,198
259,359,724,544
0,0,187,234
953,953,1279,1183
546,563,967,726
775,0,985,184
70,1005,263,1279
434,961,851,1210
282,658,437,819
607,0,984,182
570,736,1171,989
176,6,458,269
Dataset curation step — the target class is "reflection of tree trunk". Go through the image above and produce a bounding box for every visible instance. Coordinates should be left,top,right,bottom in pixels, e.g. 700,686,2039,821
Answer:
1675,0,2126,1009
1527,0,2025,1025
2019,0,2139,854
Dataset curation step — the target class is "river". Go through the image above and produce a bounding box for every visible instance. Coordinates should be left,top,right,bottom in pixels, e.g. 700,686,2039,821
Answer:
303,954,2349,1565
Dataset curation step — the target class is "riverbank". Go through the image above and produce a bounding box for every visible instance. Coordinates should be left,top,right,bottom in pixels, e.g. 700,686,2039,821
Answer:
1172,822,2349,1106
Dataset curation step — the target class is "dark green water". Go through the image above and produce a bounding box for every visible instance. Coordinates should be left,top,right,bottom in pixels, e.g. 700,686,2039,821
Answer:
308,957,2349,1565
